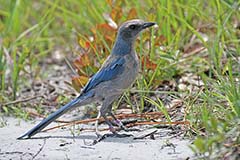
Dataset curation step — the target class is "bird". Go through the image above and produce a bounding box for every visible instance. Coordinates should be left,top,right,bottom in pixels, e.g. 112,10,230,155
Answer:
17,19,156,139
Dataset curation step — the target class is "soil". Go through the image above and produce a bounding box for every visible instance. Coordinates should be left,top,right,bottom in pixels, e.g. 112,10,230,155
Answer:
0,117,194,160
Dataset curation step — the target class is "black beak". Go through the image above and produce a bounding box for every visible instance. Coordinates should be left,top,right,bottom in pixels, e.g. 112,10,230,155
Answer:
142,22,156,29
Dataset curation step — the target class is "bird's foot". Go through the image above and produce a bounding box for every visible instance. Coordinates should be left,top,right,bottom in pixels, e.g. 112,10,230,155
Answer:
111,132,133,138
95,131,102,139
86,129,132,146
109,125,133,137
114,119,140,132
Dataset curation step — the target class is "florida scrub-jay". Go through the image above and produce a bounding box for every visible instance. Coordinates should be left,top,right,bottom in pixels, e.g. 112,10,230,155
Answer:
18,19,156,139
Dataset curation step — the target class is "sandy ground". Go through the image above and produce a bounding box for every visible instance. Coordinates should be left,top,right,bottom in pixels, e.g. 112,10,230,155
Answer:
0,117,194,160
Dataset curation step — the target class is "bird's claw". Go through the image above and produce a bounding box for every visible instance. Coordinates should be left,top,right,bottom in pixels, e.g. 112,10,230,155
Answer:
112,119,140,132
87,130,133,146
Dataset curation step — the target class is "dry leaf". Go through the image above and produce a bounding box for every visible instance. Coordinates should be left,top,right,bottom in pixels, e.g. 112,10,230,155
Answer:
110,6,123,22
91,23,116,46
71,76,89,92
154,35,167,46
127,8,138,20
141,56,157,70
73,53,91,69
106,0,112,6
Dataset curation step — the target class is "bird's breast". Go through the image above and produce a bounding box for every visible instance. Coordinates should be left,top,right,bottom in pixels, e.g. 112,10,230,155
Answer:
117,53,139,89
93,53,139,99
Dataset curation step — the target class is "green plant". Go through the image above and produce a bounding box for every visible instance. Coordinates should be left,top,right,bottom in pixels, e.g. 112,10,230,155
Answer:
0,0,239,158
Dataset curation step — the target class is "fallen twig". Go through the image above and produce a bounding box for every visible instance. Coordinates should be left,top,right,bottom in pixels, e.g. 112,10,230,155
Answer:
28,111,70,123
133,129,157,140
125,120,190,129
32,139,46,160
43,119,190,133
189,125,207,136
42,112,165,132
1,95,44,107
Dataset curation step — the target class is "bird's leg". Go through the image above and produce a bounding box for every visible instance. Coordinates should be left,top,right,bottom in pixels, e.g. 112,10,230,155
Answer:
109,112,129,131
102,114,132,138
94,112,117,138
95,111,102,138
94,111,118,138
99,98,133,138
88,112,131,146
102,114,117,134
109,112,140,132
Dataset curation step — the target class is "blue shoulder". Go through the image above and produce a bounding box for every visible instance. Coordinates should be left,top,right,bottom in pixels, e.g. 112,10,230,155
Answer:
82,57,125,93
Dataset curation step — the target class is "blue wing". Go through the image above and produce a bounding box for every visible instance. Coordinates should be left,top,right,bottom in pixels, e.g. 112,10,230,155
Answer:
82,57,125,93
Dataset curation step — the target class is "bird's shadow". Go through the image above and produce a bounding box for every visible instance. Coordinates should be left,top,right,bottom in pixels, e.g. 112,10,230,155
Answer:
22,132,145,145
19,128,160,146
29,134,97,140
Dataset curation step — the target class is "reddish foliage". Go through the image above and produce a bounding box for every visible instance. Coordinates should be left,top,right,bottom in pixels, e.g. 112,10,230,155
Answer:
71,5,158,91
85,41,91,49
141,56,157,70
92,24,116,36
71,76,89,92
127,8,138,20
90,23,117,52
154,35,167,46
78,37,91,50
73,53,91,69
110,6,123,24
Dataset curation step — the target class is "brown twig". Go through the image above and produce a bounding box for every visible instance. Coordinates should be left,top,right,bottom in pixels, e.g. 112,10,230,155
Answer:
126,121,190,127
42,120,190,133
189,125,207,136
40,101,184,132
1,95,44,107
28,111,70,123
42,112,165,132
43,117,190,133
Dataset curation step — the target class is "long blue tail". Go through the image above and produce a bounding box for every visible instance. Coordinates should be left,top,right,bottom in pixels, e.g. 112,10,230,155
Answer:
17,96,86,139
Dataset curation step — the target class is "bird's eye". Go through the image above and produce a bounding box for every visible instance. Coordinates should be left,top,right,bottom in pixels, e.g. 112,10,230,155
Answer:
129,25,136,29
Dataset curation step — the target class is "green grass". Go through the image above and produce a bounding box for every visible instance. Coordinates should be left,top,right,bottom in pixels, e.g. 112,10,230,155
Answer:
0,0,239,159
